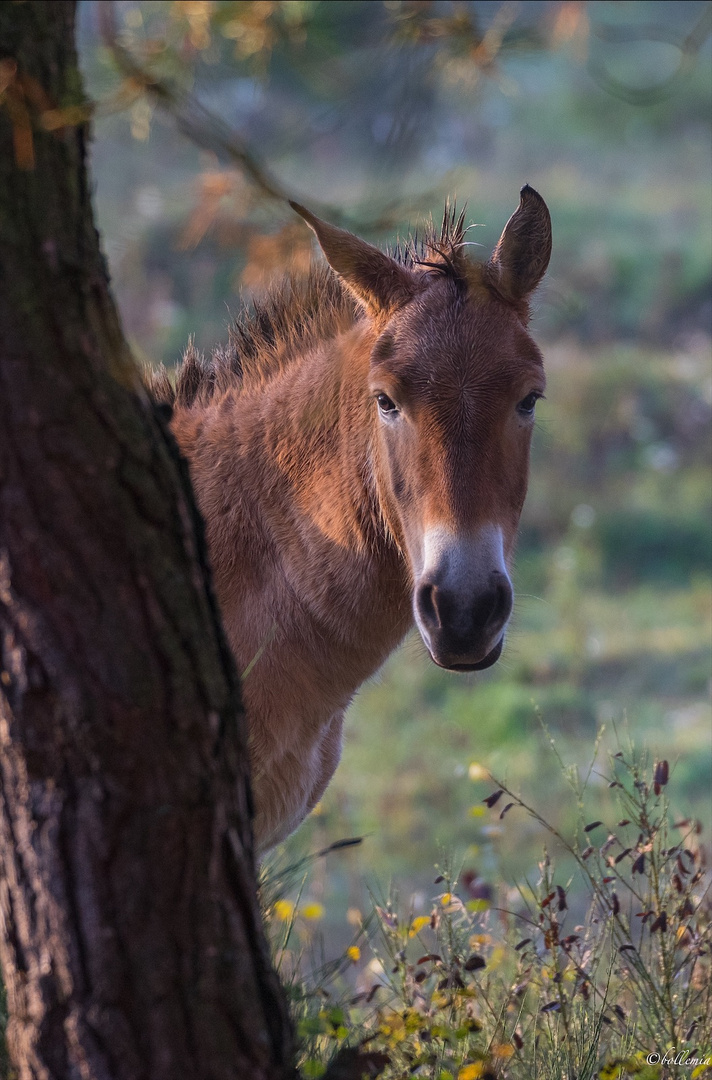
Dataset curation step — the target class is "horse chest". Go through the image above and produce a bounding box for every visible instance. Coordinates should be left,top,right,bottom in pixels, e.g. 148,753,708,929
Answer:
252,709,345,850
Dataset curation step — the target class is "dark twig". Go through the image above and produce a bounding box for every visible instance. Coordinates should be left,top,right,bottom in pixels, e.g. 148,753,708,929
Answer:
97,1,292,205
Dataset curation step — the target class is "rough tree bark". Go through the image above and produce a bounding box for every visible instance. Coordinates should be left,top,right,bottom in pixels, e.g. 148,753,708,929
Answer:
0,4,296,1078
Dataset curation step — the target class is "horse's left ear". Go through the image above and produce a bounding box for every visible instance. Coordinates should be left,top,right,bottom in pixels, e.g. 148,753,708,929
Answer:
486,185,551,304
290,202,420,317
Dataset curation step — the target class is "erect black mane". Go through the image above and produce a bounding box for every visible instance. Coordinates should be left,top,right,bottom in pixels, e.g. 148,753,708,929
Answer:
145,202,476,410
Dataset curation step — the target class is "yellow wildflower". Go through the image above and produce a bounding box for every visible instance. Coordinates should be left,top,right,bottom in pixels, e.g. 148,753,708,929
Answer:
409,915,431,936
458,1064,486,1080
273,899,294,921
301,902,324,920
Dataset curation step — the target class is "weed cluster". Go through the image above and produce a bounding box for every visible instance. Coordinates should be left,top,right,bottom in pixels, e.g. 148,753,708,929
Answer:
262,743,711,1079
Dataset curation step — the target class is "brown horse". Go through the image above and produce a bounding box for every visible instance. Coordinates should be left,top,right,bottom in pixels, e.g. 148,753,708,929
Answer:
148,186,551,852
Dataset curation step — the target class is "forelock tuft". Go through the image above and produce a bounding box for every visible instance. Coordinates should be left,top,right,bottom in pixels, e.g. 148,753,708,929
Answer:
398,200,472,290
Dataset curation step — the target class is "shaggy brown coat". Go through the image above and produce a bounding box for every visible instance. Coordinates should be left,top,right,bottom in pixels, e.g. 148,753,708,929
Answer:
147,188,552,851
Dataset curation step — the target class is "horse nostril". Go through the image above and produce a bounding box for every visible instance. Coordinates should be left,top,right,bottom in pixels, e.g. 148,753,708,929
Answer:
487,574,513,629
416,582,441,631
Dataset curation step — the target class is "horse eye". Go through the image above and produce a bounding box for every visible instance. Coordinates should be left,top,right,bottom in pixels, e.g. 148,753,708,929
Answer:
517,392,541,416
376,393,398,416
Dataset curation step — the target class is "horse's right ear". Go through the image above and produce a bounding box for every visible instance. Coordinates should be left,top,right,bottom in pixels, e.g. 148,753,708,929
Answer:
290,202,419,317
486,185,551,306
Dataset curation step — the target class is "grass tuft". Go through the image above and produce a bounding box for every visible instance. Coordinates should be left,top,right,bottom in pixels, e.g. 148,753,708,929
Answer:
262,738,711,1080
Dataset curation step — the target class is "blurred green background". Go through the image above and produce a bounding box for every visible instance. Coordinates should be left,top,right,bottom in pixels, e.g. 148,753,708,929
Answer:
79,1,711,944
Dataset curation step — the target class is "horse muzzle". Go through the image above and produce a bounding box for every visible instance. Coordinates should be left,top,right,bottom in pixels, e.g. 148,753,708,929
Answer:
414,570,513,672
442,636,505,672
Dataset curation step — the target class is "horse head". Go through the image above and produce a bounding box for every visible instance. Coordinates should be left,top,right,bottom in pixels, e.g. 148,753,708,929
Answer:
292,188,551,671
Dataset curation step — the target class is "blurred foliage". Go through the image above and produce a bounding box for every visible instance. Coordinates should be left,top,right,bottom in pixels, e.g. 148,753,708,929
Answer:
73,0,711,1039
77,0,712,361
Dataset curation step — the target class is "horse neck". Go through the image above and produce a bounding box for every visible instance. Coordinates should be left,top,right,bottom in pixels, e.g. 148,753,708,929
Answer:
238,320,411,657
264,322,392,557
171,320,413,712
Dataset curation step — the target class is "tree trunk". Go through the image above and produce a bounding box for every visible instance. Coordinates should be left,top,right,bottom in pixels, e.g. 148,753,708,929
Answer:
0,4,295,1078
